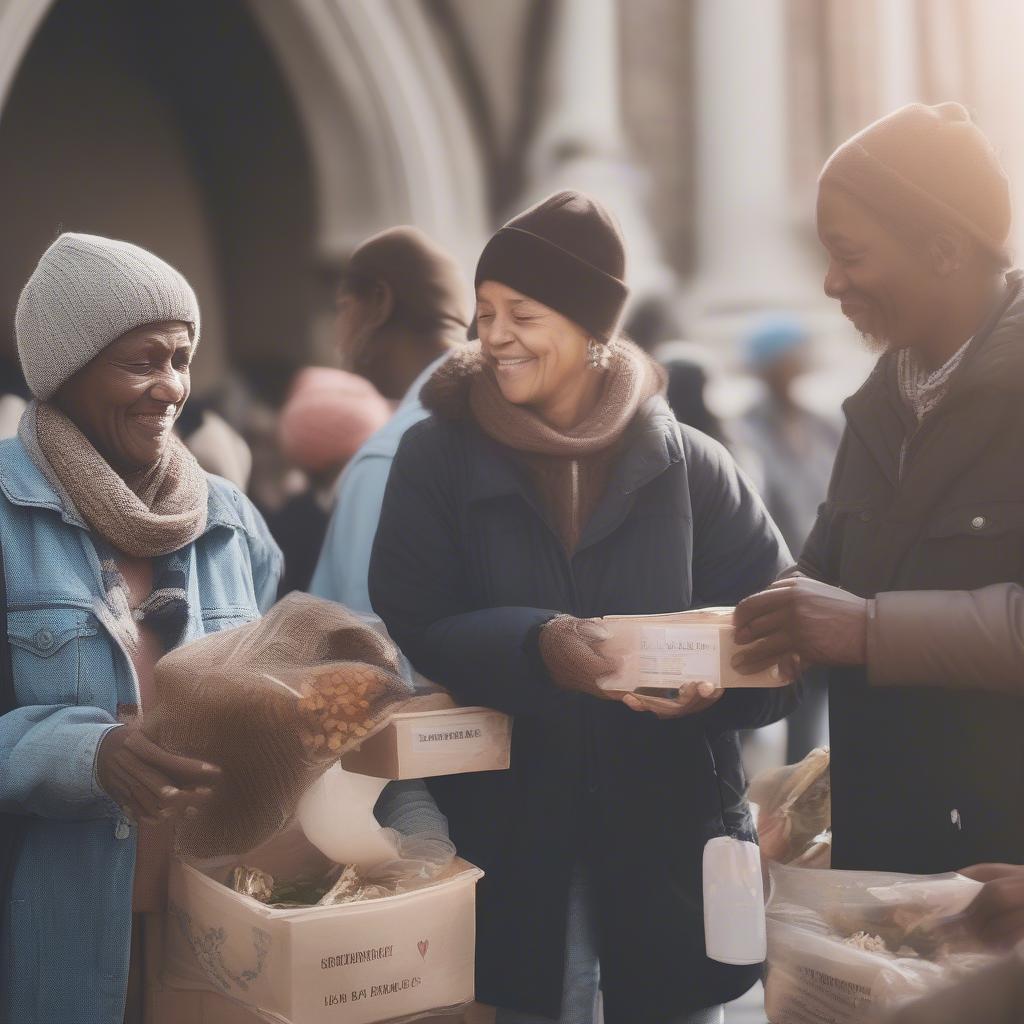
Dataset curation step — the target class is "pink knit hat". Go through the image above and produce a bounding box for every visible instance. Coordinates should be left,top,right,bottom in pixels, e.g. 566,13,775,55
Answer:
278,367,392,474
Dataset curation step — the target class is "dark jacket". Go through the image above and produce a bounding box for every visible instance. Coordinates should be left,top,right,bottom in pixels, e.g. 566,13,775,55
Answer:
869,583,1024,695
369,395,794,1022
799,273,1024,875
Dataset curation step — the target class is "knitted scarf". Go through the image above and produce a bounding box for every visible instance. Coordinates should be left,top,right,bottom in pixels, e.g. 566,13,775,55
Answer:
424,338,664,550
424,337,663,455
19,400,209,557
17,401,204,678
896,337,972,422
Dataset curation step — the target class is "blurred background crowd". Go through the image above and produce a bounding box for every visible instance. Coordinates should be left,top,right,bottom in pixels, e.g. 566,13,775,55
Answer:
3,0,1024,801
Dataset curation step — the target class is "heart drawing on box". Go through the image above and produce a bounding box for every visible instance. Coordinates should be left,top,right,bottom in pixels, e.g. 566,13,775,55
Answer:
417,939,429,959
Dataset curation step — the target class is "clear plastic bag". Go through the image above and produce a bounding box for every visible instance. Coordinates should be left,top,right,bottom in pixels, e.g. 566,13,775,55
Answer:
750,747,831,866
146,592,412,857
202,790,457,910
765,862,998,1023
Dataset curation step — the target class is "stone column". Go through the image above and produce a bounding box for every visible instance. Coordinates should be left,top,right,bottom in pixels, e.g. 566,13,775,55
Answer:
962,0,1024,261
877,0,920,111
688,0,819,341
524,0,674,303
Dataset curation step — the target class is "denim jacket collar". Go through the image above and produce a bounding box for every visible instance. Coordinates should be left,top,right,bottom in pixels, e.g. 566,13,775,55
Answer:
0,437,252,538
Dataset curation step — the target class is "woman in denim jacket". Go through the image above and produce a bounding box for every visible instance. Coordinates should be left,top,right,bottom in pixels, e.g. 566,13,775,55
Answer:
0,234,283,1023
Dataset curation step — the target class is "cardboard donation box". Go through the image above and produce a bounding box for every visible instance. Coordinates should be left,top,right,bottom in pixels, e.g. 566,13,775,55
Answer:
598,607,784,694
342,693,512,780
162,857,483,1024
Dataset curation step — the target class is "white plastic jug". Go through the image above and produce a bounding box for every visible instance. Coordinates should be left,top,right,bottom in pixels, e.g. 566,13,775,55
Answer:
703,836,767,965
296,764,399,871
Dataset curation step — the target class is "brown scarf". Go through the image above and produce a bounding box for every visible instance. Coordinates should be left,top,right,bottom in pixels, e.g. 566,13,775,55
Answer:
19,400,209,558
424,339,664,550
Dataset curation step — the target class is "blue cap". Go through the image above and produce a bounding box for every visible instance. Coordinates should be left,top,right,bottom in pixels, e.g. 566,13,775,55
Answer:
744,315,810,369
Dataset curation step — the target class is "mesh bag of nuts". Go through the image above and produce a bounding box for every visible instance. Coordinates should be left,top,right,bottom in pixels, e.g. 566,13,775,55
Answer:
146,592,411,857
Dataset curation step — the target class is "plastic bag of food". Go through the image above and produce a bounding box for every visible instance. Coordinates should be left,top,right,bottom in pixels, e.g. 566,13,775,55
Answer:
225,775,456,909
750,747,831,866
765,862,998,1023
146,592,412,857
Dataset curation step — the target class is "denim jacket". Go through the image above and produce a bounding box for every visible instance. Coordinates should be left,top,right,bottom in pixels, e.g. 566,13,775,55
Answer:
0,437,282,1024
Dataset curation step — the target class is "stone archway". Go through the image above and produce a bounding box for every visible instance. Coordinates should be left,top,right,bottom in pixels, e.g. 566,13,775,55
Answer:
0,0,489,392
246,0,489,273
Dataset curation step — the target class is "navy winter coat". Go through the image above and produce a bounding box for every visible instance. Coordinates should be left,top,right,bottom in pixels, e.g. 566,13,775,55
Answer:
370,395,795,1022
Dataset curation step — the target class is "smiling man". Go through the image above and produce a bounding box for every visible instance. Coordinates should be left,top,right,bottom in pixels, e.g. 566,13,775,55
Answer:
733,102,1024,874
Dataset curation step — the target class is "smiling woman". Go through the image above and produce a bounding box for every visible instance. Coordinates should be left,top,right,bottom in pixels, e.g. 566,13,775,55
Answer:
370,191,795,1024
1,232,282,1024
55,321,194,473
475,281,601,430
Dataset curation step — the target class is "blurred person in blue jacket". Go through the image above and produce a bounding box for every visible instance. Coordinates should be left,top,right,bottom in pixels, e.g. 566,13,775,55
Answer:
311,226,468,612
736,316,842,555
735,315,841,762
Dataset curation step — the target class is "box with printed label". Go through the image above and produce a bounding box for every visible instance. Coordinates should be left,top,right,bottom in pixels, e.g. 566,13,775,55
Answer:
161,857,483,1024
342,693,512,780
597,607,784,694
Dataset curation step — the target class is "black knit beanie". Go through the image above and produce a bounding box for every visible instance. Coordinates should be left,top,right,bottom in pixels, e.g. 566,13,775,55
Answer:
819,102,1012,266
471,190,629,341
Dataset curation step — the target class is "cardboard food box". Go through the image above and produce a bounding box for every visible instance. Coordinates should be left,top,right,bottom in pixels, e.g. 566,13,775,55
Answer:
597,607,784,694
161,856,483,1024
342,693,512,780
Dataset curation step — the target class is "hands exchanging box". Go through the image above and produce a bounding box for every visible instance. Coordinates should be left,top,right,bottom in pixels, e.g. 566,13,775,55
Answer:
732,574,869,675
538,613,725,720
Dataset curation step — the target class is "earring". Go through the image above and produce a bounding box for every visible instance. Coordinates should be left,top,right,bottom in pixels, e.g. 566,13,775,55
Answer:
587,338,611,370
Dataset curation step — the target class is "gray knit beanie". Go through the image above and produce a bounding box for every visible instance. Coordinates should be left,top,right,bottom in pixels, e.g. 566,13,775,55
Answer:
15,232,201,400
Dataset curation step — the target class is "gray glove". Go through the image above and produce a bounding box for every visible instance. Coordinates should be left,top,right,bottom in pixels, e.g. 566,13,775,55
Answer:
538,615,619,699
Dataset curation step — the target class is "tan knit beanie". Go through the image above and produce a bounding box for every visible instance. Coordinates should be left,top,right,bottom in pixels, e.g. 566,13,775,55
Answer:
344,226,469,335
819,102,1012,265
15,232,201,400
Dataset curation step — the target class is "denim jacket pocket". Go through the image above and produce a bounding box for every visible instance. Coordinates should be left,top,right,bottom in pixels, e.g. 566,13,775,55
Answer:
200,606,259,634
8,607,96,706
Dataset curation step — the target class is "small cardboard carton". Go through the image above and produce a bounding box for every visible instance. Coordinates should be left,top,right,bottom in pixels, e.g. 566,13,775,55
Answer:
161,856,483,1024
342,693,512,780
597,607,784,694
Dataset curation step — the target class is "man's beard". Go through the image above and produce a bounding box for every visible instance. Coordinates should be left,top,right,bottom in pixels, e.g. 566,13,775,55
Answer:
859,330,890,354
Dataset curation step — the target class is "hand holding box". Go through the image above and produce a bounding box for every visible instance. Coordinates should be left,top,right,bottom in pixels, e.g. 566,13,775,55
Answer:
597,607,785,694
